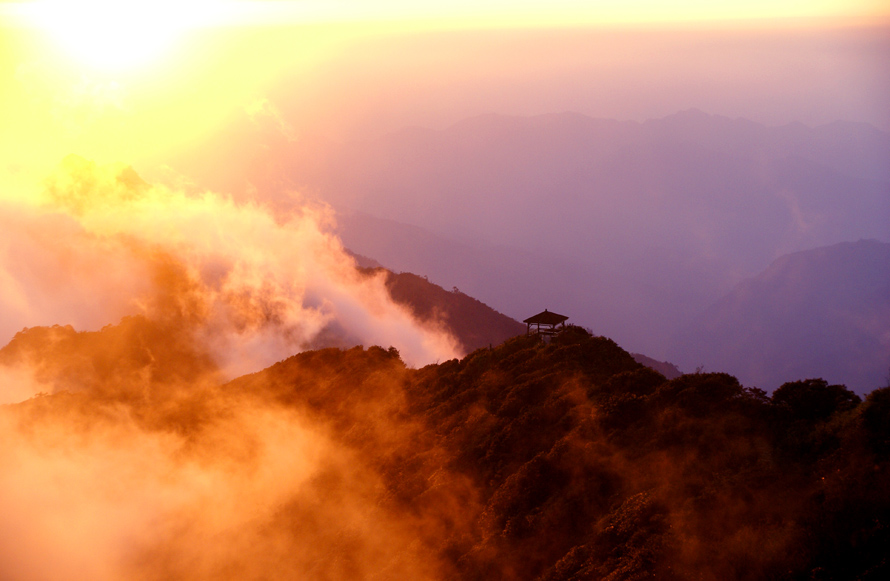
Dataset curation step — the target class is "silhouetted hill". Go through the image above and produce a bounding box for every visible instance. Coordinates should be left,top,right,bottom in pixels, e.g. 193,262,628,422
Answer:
357,260,679,370
670,239,890,393
630,352,682,379
4,321,889,579
335,210,693,359
395,331,889,580
370,268,526,353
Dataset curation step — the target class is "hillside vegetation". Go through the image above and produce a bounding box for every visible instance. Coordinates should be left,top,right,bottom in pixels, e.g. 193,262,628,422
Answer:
2,320,888,580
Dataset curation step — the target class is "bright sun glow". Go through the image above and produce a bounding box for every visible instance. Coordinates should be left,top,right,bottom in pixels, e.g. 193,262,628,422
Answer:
13,0,890,73
21,1,221,71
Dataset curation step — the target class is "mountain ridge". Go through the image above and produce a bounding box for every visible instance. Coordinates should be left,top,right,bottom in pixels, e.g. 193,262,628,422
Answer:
671,239,890,392
3,319,888,580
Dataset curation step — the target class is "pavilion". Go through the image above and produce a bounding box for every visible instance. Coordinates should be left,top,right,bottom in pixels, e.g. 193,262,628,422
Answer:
523,309,568,337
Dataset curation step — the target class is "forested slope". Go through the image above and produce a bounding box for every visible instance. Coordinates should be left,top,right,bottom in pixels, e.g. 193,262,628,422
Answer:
230,327,890,580
2,320,888,579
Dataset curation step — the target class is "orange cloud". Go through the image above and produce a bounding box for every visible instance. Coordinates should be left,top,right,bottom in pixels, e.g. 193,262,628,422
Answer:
0,155,460,401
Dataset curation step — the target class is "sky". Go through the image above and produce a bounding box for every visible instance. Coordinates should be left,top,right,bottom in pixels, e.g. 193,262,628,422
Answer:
1,1,888,176
0,0,888,358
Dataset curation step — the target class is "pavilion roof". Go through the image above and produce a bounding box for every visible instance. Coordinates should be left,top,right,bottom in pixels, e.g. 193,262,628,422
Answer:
523,309,569,325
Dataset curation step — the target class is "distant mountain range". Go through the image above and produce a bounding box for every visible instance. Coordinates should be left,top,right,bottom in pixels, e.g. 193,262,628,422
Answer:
368,237,890,392
168,109,890,392
301,110,889,277
670,239,890,392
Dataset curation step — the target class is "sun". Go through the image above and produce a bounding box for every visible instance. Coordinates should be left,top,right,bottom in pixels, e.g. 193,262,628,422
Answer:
22,1,217,72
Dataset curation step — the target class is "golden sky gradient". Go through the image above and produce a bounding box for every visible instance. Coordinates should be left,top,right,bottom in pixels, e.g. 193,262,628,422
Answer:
0,0,888,190
7,1,888,29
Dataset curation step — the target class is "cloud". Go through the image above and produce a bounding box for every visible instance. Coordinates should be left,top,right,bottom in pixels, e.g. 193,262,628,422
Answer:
0,198,153,341
0,155,460,393
0,154,464,578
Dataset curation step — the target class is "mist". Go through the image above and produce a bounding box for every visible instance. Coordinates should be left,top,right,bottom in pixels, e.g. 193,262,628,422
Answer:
0,153,467,579
0,346,450,581
0,154,460,402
